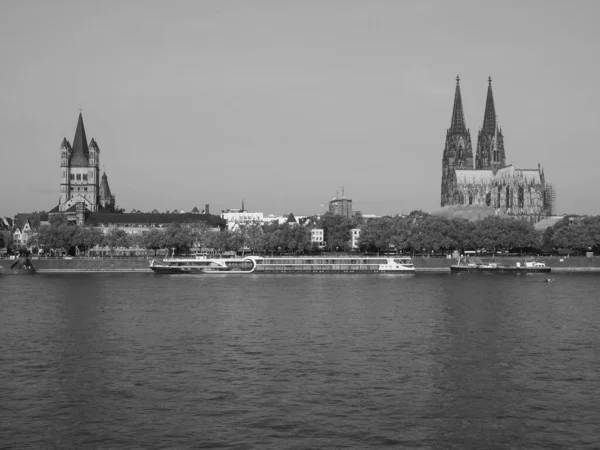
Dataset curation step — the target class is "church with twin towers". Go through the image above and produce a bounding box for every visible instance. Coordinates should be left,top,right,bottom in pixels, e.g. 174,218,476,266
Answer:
440,76,554,223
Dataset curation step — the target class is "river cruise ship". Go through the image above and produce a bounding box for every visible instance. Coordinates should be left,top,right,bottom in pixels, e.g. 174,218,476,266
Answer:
246,256,415,274
149,255,415,274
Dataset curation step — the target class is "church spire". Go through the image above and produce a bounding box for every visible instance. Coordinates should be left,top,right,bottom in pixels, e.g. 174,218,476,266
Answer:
481,76,497,135
70,112,90,166
449,75,467,133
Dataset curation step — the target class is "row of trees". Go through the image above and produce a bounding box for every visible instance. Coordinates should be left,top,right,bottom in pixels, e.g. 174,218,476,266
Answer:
357,213,541,255
22,212,600,257
28,216,322,256
542,216,600,254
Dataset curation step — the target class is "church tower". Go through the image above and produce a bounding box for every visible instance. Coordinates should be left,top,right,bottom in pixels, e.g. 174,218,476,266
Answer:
99,172,116,210
58,113,101,212
441,76,473,206
475,77,505,171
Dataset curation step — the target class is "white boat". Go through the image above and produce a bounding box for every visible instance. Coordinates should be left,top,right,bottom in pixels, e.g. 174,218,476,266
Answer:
246,256,415,273
149,254,255,274
149,254,415,274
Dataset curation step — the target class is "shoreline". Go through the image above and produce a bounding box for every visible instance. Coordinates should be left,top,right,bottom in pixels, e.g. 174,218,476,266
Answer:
4,256,600,274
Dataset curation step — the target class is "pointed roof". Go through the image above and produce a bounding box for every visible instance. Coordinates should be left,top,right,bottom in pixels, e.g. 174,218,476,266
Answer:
99,171,112,199
89,138,100,152
70,113,90,167
191,206,200,214
60,138,71,150
449,75,467,133
13,215,32,232
481,76,497,135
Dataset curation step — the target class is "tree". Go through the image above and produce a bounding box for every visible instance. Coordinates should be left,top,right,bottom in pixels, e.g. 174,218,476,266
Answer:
163,223,194,255
188,221,212,250
505,219,539,252
105,228,130,256
417,215,455,255
542,226,555,251
243,221,266,254
73,226,104,256
582,216,600,253
141,228,164,256
449,219,476,252
35,215,78,254
552,224,592,255
357,216,397,253
265,228,283,256
319,213,354,252
472,216,508,253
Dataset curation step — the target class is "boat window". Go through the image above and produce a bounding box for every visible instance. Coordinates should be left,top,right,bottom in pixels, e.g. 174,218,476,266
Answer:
394,259,413,265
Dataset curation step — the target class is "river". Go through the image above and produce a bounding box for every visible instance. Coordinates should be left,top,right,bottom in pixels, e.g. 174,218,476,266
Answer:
1,273,599,449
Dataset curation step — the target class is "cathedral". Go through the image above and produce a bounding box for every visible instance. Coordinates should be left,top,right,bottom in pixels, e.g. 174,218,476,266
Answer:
53,113,115,215
440,76,553,223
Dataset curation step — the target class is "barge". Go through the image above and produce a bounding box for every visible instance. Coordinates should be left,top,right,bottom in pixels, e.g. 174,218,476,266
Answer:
450,257,551,274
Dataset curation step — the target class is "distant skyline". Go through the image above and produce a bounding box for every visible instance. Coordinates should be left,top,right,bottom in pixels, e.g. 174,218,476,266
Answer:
2,0,600,217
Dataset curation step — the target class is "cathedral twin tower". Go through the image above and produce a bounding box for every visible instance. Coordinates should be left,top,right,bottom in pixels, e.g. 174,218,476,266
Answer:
441,76,552,221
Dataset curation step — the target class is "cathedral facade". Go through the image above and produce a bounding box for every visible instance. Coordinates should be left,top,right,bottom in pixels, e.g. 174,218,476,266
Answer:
441,77,553,222
56,113,115,214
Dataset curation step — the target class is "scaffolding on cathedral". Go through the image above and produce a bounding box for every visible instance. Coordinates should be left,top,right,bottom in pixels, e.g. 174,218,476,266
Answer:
546,184,556,216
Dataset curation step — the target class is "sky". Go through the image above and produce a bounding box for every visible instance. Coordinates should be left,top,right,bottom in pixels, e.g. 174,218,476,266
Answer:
1,0,599,217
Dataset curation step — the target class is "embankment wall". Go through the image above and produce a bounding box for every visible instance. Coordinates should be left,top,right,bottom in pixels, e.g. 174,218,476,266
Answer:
2,256,599,273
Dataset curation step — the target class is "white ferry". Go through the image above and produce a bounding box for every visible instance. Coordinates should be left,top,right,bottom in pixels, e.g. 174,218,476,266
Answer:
149,254,254,274
149,255,415,274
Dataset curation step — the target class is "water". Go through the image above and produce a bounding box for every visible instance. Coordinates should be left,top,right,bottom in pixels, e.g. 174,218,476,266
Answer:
1,273,599,449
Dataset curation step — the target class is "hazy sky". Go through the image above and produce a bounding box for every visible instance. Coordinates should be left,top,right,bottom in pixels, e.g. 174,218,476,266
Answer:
1,0,599,217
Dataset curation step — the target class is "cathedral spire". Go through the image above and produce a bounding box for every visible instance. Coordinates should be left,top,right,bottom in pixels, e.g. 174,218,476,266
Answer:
70,112,90,166
481,76,497,135
441,76,474,207
449,75,467,133
475,76,505,170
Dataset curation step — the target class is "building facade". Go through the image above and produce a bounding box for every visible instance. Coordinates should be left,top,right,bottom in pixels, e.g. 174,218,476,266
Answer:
329,195,353,218
57,113,115,214
311,228,324,247
351,228,361,250
441,77,553,222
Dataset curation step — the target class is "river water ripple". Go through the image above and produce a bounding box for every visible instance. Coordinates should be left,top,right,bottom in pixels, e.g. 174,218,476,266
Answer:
1,273,599,449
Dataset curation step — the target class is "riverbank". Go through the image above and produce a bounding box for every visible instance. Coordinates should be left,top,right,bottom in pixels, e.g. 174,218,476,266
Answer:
3,255,600,273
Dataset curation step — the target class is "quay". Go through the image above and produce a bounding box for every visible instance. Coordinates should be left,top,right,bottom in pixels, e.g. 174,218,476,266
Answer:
36,268,151,273
4,256,600,274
